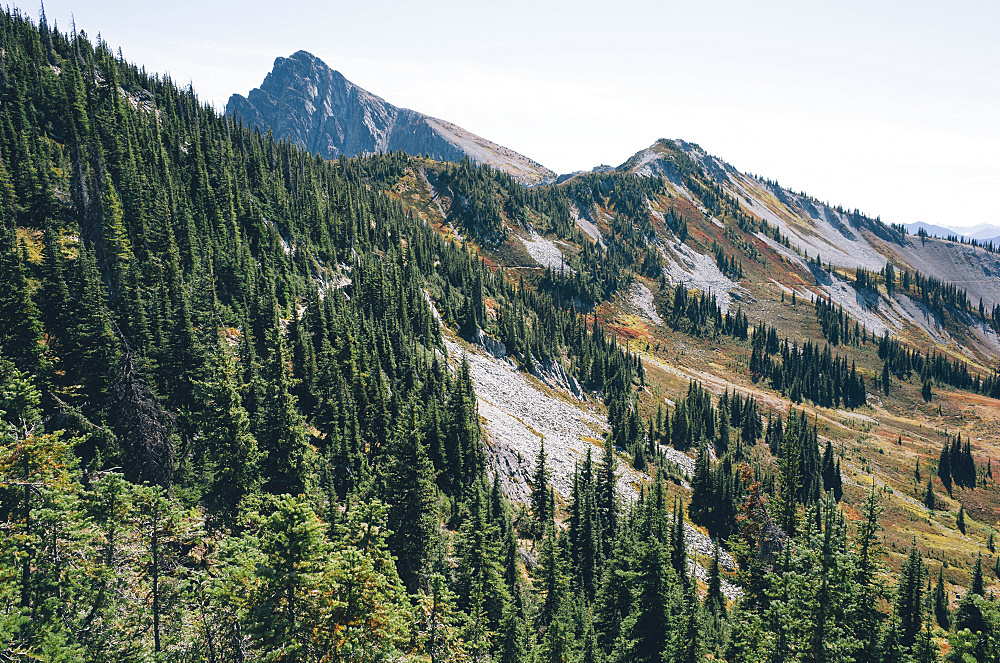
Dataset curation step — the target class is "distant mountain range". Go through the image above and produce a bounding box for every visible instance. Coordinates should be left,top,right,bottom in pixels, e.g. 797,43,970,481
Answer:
904,221,1000,246
228,52,1000,324
227,51,555,185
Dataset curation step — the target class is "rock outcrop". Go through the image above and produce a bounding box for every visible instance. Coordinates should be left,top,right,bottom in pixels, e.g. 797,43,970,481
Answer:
227,51,555,185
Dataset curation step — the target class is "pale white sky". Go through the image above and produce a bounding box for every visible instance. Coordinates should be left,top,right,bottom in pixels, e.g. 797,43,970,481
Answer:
20,0,1000,230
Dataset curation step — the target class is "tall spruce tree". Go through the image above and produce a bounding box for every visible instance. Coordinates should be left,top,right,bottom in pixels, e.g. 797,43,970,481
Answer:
531,440,551,538
894,543,927,649
932,566,949,629
386,404,438,592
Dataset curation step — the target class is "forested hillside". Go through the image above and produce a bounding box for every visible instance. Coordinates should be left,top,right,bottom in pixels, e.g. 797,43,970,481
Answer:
1,9,999,662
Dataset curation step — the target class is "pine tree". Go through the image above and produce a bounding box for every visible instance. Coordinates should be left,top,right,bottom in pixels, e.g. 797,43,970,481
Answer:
257,325,314,496
670,497,688,587
956,504,966,534
911,619,939,663
821,438,837,494
932,566,949,629
192,337,261,520
386,404,438,592
569,452,601,601
0,232,44,375
533,525,569,632
531,440,551,538
689,442,712,523
952,590,987,661
970,552,984,596
63,245,119,406
706,540,725,615
132,484,194,654
778,413,802,536
894,543,927,649
417,574,466,663
495,601,526,663
599,436,618,557
454,485,510,635
938,442,953,495
613,540,673,663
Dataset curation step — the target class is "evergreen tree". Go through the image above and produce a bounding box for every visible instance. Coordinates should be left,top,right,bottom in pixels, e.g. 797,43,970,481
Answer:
531,440,551,538
932,566,949,629
894,543,927,649
0,231,44,375
670,498,688,584
248,496,332,662
416,574,467,663
705,540,725,616
970,552,984,597
495,601,526,663
386,404,438,592
924,478,936,511
192,337,261,520
599,436,618,557
454,485,510,636
257,326,314,496
612,540,673,663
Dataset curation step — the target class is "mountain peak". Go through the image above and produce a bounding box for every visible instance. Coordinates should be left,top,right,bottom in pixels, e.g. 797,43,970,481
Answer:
227,52,555,185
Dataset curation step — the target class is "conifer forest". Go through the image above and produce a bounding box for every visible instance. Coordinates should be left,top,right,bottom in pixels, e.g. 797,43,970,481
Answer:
1,10,999,662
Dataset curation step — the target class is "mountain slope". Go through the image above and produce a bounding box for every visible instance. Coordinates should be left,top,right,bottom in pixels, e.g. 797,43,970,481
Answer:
382,150,1000,606
613,139,1000,360
227,50,555,184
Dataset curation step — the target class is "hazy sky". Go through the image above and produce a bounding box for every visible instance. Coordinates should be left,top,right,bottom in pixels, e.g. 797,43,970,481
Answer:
18,0,1000,230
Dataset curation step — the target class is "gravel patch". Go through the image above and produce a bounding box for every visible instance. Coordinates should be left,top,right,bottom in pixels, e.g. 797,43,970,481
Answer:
659,241,738,314
887,234,1000,310
441,333,738,597
521,230,574,272
689,558,742,600
729,173,887,271
890,292,952,345
572,203,606,248
630,282,664,326
443,336,603,501
812,270,890,336
660,445,695,476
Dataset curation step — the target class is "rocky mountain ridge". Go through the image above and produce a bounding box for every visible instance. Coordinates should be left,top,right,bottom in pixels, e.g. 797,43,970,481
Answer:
617,139,1000,353
227,50,555,185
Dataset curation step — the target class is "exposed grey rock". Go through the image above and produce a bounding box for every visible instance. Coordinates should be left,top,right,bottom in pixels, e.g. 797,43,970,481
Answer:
228,51,554,185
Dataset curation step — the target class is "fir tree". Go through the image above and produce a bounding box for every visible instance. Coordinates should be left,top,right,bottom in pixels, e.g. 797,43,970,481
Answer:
257,325,314,496
706,540,725,615
531,440,551,538
613,540,672,663
894,543,927,649
192,337,261,520
970,552,984,596
932,566,949,629
924,478,936,511
386,404,438,592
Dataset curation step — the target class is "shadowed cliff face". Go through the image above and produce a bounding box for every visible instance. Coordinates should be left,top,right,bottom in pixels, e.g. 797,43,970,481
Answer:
227,50,554,184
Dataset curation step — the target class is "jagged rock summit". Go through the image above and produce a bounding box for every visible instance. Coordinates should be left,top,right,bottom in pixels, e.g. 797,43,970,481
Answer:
227,50,555,185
